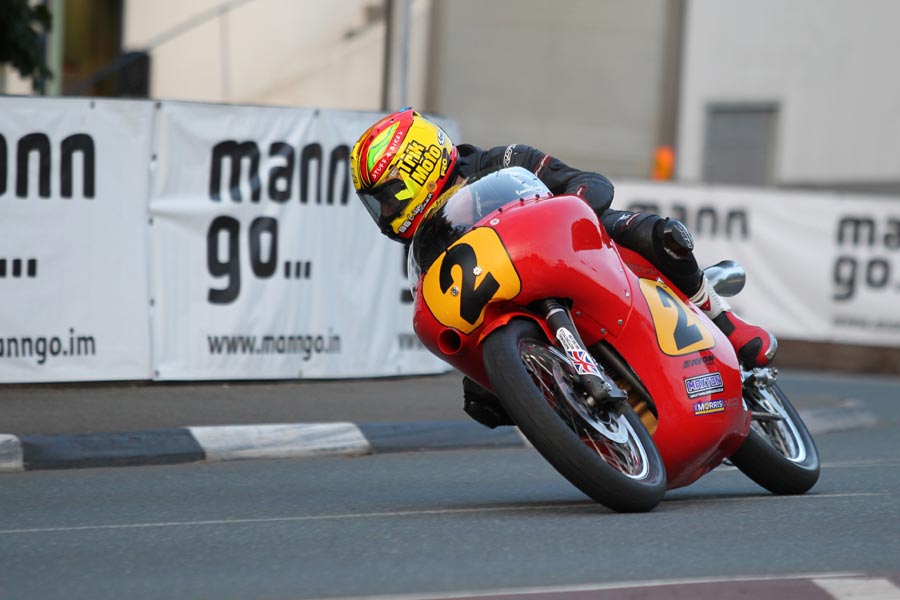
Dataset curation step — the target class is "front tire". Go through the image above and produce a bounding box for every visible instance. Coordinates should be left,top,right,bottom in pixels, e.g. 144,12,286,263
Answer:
482,319,666,512
730,375,820,494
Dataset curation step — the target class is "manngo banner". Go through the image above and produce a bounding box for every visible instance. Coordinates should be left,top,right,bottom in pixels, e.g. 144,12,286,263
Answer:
616,181,900,348
148,102,453,379
0,97,154,382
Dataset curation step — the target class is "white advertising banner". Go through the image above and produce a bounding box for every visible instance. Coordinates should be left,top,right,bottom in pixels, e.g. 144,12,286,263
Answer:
149,102,452,379
4,95,898,385
615,181,900,347
0,97,154,382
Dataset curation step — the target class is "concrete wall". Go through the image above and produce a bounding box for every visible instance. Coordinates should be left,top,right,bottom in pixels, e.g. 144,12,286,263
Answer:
6,0,669,179
15,0,898,193
679,0,900,189
425,0,671,178
122,0,432,111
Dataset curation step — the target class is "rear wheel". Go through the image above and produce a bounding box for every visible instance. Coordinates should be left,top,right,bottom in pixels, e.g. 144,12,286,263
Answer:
482,319,666,512
730,371,820,494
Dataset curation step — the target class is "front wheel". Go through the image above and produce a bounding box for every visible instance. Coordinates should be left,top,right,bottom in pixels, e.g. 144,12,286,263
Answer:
482,319,666,512
729,372,820,494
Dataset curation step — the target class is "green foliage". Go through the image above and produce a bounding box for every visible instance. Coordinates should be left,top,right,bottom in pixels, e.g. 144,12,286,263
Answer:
0,0,54,90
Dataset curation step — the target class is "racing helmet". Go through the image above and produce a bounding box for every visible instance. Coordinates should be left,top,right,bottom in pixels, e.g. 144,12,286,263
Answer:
350,108,458,242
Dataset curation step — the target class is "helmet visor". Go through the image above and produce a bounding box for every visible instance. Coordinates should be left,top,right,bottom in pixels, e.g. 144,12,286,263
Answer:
359,176,417,228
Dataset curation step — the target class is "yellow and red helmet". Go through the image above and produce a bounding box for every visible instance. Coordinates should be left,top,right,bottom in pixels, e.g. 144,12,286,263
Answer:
350,108,458,242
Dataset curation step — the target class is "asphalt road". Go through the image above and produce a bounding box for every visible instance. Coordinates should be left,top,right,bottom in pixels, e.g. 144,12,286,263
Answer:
1,368,896,435
1,401,899,599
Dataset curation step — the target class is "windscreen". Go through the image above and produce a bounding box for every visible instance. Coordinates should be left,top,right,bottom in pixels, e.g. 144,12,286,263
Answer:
408,166,551,285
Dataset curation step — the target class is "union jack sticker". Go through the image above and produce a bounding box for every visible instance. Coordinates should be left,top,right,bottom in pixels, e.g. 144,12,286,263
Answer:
556,328,602,376
567,348,603,377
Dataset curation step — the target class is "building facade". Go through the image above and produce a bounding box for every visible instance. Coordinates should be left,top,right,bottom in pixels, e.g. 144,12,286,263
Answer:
3,0,899,192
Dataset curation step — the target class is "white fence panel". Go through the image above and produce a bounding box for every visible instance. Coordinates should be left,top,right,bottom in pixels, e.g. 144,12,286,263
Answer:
0,97,154,382
148,102,452,379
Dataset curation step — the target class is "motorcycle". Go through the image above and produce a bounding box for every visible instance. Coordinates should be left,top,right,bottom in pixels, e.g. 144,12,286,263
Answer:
408,166,820,512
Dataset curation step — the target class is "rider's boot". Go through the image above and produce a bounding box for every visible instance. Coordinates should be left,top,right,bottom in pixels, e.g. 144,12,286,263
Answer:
690,276,778,369
462,376,514,429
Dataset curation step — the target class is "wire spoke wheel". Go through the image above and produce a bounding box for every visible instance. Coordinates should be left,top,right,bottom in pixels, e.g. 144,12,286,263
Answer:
729,369,820,494
519,341,650,480
483,319,666,512
746,380,806,463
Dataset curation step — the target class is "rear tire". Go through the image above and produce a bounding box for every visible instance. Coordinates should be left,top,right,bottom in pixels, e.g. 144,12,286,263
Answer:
730,378,820,494
483,319,666,512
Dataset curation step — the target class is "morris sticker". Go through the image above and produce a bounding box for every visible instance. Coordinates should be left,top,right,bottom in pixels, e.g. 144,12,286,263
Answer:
693,399,726,416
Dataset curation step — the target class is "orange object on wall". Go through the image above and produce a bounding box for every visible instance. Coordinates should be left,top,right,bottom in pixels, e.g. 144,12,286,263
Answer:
652,145,675,180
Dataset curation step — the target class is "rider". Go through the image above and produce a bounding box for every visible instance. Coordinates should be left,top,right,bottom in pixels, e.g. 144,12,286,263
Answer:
350,108,777,421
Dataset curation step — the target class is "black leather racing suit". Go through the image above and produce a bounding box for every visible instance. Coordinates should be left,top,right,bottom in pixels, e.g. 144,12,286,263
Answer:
455,143,703,297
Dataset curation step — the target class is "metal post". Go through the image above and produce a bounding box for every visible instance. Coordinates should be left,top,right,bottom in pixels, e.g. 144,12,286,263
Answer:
382,0,411,111
660,0,686,154
395,0,411,109
220,7,231,102
380,0,393,111
48,0,66,96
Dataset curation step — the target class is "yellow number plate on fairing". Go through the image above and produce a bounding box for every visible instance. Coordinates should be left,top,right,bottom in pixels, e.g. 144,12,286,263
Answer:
421,228,521,334
638,278,716,356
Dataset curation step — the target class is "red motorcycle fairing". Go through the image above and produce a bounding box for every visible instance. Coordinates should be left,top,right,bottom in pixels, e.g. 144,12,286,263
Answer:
612,245,749,488
412,193,749,490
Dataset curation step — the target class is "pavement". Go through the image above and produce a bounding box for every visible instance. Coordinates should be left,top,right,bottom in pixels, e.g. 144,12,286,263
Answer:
0,368,887,473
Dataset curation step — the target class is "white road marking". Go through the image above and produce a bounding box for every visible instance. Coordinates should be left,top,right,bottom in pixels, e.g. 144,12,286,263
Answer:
0,503,592,535
308,572,865,600
0,492,883,536
687,492,883,504
0,435,24,473
814,576,900,600
714,459,900,472
822,459,900,469
189,423,371,461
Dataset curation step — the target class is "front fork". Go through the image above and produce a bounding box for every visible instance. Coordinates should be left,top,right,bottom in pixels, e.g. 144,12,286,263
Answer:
538,299,628,408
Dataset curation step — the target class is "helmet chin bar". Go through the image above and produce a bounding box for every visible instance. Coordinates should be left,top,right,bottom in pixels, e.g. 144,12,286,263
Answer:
377,207,408,241
383,228,409,243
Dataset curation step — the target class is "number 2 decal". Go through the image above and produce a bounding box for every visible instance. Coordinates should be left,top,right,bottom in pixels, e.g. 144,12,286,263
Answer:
638,278,716,356
422,228,521,334
439,244,501,325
